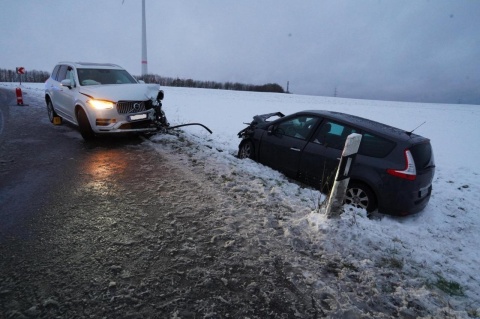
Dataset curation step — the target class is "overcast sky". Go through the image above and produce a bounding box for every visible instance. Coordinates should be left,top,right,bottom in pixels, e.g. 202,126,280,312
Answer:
1,0,479,104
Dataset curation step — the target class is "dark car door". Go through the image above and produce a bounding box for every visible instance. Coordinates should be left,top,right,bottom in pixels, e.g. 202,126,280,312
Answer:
258,115,319,178
299,120,358,192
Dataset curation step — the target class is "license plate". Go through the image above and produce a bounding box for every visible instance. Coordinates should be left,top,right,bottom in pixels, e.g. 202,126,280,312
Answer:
128,113,147,121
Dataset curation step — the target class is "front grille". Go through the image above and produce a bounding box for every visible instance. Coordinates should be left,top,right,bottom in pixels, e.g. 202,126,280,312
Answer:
116,100,153,114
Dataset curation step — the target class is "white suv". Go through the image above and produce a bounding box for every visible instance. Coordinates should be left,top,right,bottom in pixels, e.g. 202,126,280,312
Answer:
45,62,165,140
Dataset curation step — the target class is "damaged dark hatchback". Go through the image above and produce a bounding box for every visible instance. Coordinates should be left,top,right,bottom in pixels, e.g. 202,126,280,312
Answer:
237,110,435,216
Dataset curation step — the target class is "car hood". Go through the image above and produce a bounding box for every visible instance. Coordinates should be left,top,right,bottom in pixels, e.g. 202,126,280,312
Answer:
79,83,161,102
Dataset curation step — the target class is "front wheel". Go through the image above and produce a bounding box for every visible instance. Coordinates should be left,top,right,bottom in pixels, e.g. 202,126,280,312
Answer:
345,182,377,212
238,140,255,159
46,100,58,123
77,108,95,141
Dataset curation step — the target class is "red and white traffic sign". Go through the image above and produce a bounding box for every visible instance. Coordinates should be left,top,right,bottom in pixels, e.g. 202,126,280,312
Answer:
16,67,25,74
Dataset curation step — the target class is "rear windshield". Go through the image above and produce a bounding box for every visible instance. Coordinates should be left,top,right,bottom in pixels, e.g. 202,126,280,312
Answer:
358,133,395,158
410,142,434,169
77,68,137,86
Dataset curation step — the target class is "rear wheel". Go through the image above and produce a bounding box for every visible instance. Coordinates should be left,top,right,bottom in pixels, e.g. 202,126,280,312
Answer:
345,182,377,212
46,100,58,123
238,140,255,159
77,108,95,141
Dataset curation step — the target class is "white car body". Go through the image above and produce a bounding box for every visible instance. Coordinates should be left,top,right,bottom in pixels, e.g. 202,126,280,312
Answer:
45,62,162,139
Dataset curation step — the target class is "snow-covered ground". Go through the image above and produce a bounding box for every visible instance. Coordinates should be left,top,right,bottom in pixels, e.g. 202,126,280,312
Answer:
3,82,480,317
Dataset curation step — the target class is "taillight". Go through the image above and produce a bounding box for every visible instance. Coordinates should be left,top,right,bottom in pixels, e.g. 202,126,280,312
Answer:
387,149,416,180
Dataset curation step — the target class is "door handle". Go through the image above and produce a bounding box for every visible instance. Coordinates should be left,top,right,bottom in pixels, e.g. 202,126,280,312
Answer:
290,148,301,152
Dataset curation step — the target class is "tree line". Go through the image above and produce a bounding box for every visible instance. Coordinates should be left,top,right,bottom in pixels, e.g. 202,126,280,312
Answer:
0,67,286,94
137,74,285,93
0,68,50,83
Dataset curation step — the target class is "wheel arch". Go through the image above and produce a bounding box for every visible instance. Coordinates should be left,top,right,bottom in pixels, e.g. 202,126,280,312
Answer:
238,138,256,160
74,104,87,124
347,178,378,208
75,104,95,140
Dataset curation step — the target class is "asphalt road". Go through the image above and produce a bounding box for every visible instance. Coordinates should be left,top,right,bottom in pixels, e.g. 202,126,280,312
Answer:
1,88,80,239
0,88,145,240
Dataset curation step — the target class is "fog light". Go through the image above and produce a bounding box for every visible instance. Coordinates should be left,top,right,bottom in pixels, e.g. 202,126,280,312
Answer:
96,118,116,126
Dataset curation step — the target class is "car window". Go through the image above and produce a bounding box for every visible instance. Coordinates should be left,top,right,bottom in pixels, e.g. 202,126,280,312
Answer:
358,133,395,158
56,65,68,82
51,65,60,81
66,67,76,86
276,116,319,140
312,120,358,150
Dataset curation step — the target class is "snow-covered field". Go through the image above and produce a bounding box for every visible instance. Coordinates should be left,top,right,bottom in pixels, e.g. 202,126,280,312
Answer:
3,82,480,317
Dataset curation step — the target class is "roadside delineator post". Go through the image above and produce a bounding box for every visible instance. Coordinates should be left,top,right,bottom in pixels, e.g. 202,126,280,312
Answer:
15,67,26,105
15,87,24,106
325,133,362,218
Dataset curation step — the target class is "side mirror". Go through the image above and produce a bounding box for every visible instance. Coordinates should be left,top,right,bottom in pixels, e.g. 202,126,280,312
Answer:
157,90,164,101
267,125,274,135
61,79,73,89
138,80,145,84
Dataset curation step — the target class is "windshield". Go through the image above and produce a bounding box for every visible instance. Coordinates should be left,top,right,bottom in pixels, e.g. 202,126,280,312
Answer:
77,68,137,86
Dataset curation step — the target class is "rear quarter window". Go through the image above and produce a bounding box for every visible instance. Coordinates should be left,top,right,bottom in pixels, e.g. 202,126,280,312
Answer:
359,133,395,158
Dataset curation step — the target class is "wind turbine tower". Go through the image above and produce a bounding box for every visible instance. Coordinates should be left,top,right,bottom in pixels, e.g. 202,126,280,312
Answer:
141,0,148,76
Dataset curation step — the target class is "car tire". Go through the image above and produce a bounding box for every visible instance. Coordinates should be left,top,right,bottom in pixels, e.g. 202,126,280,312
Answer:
238,140,255,159
46,100,58,123
345,182,377,212
77,108,95,141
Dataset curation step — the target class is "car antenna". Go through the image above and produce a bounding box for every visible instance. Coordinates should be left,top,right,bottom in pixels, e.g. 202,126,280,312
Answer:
406,121,426,136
